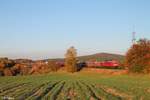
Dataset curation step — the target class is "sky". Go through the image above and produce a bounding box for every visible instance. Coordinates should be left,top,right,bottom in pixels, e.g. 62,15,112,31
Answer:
0,0,150,59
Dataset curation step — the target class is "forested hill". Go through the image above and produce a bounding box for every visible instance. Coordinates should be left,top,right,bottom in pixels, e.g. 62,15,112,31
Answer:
47,53,125,62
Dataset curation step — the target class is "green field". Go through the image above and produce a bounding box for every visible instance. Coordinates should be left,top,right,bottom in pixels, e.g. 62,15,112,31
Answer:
0,72,150,100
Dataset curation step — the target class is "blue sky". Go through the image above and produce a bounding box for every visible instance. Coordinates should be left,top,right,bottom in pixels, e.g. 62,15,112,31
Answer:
0,0,150,59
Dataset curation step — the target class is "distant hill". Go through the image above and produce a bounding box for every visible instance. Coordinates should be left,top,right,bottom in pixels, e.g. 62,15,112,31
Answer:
78,53,125,62
46,53,125,62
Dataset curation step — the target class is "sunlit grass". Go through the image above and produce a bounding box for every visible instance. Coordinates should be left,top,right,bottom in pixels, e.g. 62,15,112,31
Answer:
0,72,150,100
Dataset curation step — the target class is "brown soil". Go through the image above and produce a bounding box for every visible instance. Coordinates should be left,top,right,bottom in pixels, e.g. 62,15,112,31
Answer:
81,68,128,75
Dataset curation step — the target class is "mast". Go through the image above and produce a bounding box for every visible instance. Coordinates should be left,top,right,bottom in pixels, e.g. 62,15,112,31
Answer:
132,26,136,44
132,31,136,44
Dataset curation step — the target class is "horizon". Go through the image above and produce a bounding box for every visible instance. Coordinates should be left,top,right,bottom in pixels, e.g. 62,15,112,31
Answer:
0,52,124,60
0,0,150,59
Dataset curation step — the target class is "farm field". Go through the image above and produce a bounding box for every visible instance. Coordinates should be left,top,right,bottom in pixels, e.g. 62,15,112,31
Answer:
0,71,150,100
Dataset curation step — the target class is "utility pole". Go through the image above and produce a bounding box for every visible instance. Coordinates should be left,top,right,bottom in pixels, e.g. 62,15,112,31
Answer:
132,31,136,44
132,26,136,44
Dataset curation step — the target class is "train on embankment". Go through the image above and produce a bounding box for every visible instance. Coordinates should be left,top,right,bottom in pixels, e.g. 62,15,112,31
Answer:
56,60,120,69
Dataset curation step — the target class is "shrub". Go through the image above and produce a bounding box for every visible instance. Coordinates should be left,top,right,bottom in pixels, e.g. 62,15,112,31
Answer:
0,70,4,76
48,61,60,72
20,67,30,75
3,68,13,76
125,39,150,73
0,58,15,68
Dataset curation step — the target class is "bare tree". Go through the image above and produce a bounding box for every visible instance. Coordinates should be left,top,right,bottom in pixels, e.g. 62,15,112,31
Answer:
65,46,77,73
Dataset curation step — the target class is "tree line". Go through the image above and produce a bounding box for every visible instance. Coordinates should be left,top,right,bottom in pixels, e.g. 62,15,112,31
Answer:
0,38,150,76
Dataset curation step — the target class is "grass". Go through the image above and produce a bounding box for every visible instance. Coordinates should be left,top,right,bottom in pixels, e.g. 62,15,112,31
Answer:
0,72,150,100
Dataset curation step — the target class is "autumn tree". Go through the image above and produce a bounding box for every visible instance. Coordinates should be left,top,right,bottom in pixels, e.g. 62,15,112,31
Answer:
3,68,13,76
125,39,150,73
0,58,15,76
48,61,60,72
65,46,77,73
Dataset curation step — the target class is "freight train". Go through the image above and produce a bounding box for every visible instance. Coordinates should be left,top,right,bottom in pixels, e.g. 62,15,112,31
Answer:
56,60,120,69
86,60,119,68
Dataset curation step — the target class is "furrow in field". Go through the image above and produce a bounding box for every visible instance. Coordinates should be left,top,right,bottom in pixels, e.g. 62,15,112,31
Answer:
51,82,65,100
43,81,65,100
79,81,101,100
0,82,17,90
11,84,33,98
0,83,28,96
74,81,87,99
0,83,30,98
95,84,132,100
0,81,14,88
67,81,79,100
28,81,61,100
87,83,121,100
56,82,71,100
16,83,45,100
76,81,97,100
0,82,13,88
79,81,125,100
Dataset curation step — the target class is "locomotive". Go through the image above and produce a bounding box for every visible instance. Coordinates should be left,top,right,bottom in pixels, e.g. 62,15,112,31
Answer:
86,60,120,68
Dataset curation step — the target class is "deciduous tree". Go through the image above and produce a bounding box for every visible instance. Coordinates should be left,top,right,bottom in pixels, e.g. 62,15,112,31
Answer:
48,61,59,72
125,39,150,73
65,46,77,73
